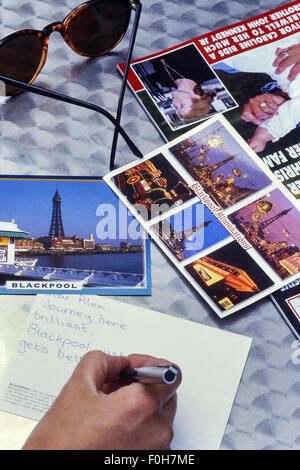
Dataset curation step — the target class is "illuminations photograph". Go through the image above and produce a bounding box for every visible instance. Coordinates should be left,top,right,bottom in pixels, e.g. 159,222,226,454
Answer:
151,200,229,262
0,177,150,294
168,120,271,209
113,153,194,220
184,240,274,311
228,189,300,279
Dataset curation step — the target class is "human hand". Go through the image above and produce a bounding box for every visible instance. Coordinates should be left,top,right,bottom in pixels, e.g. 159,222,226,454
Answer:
241,93,286,125
273,44,300,80
175,78,198,94
22,351,181,450
247,125,274,153
172,78,213,122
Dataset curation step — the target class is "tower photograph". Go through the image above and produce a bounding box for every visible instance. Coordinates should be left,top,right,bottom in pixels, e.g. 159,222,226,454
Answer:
169,120,271,209
228,189,300,279
48,190,65,238
151,200,229,262
0,177,150,294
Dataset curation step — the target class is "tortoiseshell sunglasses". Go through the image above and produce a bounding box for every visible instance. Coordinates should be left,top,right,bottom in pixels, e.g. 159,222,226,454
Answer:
0,0,134,95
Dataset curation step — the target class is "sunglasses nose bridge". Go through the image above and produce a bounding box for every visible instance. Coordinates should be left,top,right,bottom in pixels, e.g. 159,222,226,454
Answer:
43,22,65,38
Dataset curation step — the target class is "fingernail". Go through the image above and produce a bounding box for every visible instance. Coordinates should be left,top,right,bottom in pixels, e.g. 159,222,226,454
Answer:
156,364,179,372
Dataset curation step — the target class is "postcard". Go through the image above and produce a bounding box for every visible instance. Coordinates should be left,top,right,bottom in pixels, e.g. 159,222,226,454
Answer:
0,294,252,450
104,115,300,318
0,176,151,295
119,0,300,201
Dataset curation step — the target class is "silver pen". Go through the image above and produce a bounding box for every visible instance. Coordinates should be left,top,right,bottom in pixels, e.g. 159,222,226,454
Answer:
119,365,178,384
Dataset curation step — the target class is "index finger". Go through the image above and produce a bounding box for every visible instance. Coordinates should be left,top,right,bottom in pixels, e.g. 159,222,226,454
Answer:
275,56,297,75
126,353,182,406
273,47,288,67
71,350,129,392
288,62,300,80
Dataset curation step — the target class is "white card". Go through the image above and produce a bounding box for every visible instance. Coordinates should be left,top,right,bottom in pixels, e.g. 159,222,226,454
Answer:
0,294,252,450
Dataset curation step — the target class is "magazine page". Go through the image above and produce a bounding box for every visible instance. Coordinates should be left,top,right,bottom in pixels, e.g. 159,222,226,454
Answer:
105,115,300,318
0,176,151,295
271,278,300,338
119,0,300,201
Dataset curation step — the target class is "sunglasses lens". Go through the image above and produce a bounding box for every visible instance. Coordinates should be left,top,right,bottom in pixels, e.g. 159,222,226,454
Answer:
66,0,130,56
0,33,44,95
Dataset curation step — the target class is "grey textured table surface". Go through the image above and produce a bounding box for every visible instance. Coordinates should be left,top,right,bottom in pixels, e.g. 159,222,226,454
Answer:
0,0,299,450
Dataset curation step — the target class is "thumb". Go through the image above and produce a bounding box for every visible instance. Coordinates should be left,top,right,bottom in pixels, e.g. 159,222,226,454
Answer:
70,350,129,392
192,94,202,101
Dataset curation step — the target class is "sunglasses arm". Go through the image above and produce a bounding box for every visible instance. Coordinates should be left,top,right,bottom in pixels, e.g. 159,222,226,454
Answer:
109,0,143,171
0,74,143,163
